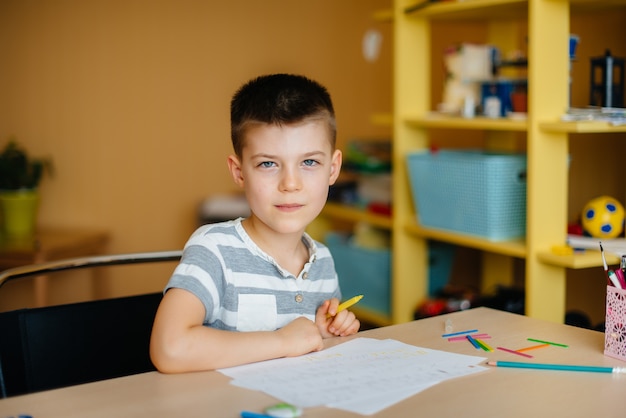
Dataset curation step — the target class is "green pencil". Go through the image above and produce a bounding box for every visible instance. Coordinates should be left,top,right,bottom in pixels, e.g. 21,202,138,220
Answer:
527,338,568,348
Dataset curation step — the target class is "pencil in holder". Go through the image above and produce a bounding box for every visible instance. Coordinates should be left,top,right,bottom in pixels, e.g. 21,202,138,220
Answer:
604,285,626,361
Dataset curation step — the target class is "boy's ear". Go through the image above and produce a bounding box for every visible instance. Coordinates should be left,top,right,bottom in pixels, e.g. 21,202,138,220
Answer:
328,149,342,185
227,155,245,187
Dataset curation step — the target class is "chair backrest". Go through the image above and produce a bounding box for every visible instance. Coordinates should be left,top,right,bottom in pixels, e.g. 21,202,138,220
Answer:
0,251,181,398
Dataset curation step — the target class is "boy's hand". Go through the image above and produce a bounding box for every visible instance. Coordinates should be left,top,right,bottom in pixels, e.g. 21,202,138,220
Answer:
277,317,324,357
316,299,361,338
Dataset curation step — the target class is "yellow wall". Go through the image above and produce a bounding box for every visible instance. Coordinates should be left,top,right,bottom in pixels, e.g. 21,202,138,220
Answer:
0,0,392,300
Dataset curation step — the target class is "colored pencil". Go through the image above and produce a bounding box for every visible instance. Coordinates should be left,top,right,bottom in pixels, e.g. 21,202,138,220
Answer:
496,347,533,358
466,334,481,349
516,343,550,352
327,294,363,318
474,338,493,352
487,361,626,374
442,329,479,338
527,338,568,348
447,334,490,342
241,412,272,418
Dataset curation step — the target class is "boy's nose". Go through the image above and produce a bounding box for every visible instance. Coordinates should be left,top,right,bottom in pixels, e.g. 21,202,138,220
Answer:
280,167,302,192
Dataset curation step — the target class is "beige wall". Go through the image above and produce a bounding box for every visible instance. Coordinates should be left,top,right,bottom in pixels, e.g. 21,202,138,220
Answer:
0,0,392,300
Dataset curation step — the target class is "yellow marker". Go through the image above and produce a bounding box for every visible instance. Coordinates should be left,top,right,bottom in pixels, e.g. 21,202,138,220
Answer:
327,294,363,318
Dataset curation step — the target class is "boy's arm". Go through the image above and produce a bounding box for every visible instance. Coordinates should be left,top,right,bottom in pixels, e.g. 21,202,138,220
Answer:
149,288,324,373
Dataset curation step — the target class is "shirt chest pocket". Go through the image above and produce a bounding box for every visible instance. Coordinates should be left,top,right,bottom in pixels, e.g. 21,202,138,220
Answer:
236,294,278,332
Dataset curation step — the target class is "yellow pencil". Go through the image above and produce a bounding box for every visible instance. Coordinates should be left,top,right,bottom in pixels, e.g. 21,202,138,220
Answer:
327,294,363,318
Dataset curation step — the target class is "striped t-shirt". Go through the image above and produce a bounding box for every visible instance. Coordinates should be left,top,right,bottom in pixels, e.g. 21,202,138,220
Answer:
165,218,341,331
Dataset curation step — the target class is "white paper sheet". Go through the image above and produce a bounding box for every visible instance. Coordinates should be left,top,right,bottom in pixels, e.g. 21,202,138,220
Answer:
218,337,487,415
567,234,626,256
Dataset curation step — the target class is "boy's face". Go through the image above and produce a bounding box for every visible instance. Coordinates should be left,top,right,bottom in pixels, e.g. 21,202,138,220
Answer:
227,120,341,236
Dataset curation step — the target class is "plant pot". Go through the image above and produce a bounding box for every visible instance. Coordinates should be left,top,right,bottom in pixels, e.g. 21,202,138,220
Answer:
0,189,40,237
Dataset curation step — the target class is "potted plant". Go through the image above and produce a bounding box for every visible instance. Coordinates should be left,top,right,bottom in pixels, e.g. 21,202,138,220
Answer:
0,139,53,237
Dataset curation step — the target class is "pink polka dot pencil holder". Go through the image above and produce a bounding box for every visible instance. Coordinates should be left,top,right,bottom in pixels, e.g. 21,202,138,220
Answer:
605,285,626,361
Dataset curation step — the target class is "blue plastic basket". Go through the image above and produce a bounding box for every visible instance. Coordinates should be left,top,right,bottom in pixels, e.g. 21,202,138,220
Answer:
407,150,527,241
325,232,391,315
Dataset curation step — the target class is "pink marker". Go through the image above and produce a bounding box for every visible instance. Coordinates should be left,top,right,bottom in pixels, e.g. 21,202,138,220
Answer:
615,268,626,289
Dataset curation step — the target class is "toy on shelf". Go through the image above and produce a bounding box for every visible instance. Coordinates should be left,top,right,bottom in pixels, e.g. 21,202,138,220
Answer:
439,43,494,115
581,195,625,239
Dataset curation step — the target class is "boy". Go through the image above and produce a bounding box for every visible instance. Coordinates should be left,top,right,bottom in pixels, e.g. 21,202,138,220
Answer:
150,74,360,373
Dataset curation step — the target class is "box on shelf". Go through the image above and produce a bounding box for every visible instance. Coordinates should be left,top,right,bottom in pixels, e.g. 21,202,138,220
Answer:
343,139,391,174
407,149,527,241
342,139,393,207
325,232,391,315
428,241,455,297
480,79,527,117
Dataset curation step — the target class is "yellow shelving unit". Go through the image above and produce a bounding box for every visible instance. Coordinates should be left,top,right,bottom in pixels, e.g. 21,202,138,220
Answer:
322,202,393,230
393,0,626,324
319,0,625,326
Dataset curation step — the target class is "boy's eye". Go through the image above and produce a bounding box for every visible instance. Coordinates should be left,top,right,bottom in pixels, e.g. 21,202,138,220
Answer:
259,161,276,168
303,159,319,167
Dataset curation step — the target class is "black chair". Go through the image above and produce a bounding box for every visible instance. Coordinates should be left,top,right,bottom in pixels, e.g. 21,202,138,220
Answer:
0,250,182,398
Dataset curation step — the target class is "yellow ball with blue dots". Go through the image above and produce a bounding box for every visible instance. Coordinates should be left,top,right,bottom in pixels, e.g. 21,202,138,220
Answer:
582,195,625,238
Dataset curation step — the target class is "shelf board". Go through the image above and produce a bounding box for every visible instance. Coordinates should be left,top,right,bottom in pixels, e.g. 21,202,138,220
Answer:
322,202,393,230
404,113,528,131
404,0,626,20
540,120,626,133
352,306,393,327
404,220,527,258
406,0,527,20
568,0,626,12
538,249,619,269
569,0,626,3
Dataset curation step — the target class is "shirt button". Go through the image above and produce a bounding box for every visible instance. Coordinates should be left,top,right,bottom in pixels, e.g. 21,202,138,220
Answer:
302,272,309,280
295,294,303,303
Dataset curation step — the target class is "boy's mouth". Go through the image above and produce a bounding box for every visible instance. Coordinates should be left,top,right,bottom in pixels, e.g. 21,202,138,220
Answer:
275,203,303,211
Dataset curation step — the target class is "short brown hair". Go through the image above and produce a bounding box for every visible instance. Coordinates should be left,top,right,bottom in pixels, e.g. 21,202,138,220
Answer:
230,74,336,156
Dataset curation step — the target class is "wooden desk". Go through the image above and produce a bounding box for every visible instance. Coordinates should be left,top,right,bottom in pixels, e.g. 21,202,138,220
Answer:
0,227,109,307
0,307,623,417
